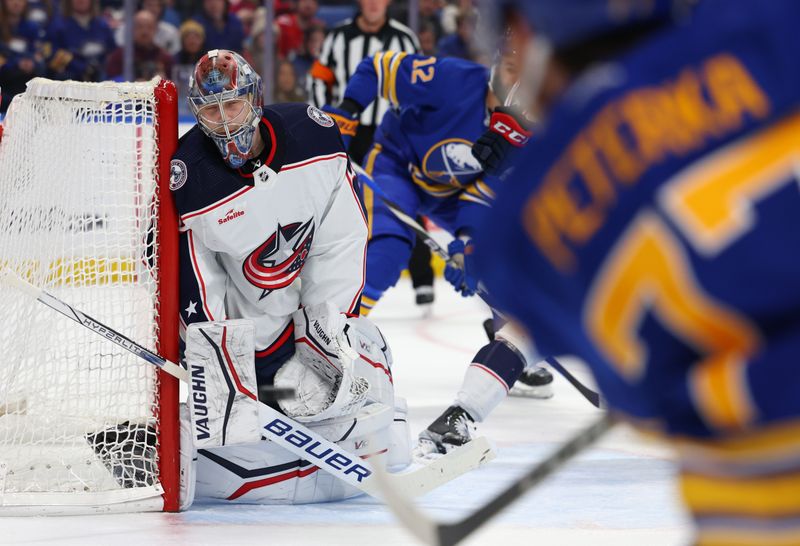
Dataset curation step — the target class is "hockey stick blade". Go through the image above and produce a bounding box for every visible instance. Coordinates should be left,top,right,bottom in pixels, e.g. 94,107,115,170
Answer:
351,165,604,409
258,403,496,500
373,437,495,498
376,414,615,546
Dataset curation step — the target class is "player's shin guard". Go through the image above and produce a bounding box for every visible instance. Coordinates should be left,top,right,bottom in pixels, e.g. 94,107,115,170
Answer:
494,322,554,399
456,340,525,421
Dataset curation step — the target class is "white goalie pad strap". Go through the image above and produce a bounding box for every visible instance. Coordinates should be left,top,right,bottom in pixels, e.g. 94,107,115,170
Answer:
185,320,261,449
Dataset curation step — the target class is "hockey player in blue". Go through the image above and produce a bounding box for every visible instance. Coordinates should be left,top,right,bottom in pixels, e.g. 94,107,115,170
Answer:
325,50,554,455
477,1,800,543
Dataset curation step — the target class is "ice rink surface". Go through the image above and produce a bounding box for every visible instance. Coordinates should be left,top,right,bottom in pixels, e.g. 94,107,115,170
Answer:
3,279,692,546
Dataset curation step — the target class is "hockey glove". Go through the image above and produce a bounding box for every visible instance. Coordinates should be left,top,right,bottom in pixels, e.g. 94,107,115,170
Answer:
471,106,532,175
444,236,478,297
323,103,360,151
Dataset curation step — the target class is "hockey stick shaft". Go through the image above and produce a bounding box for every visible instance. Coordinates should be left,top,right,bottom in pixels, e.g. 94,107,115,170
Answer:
0,270,295,402
1,268,493,499
374,413,614,546
353,165,603,409
0,269,189,382
436,413,614,545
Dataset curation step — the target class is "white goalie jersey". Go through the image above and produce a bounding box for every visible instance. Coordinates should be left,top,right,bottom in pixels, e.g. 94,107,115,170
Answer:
172,103,369,384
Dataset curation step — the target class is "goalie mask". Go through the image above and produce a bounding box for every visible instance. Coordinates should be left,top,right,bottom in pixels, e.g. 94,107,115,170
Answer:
188,49,263,169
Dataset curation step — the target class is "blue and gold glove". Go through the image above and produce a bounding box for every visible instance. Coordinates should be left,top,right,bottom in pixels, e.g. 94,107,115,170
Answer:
444,236,478,297
322,103,360,151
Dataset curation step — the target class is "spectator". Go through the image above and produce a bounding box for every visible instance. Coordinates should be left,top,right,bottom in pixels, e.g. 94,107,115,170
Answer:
192,0,243,52
436,9,477,61
174,18,203,65
418,0,443,42
308,0,419,164
45,0,115,81
114,0,180,55
0,0,43,111
106,9,172,80
440,0,474,35
274,0,292,16
417,21,437,56
156,0,180,28
289,22,323,91
274,58,304,102
228,0,256,37
244,5,272,75
275,0,321,59
24,0,53,35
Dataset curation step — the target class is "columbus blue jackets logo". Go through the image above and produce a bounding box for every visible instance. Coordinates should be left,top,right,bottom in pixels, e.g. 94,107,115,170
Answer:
422,138,482,186
242,219,315,299
170,159,188,190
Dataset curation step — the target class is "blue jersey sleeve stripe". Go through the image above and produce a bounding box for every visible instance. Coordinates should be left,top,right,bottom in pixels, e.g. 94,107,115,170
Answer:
388,52,408,107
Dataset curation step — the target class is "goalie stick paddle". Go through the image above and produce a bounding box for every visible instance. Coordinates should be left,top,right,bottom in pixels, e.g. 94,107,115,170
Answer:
373,413,615,546
352,164,603,409
0,268,495,500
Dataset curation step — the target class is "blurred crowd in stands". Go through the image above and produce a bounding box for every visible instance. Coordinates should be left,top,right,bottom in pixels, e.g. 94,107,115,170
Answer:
0,0,481,112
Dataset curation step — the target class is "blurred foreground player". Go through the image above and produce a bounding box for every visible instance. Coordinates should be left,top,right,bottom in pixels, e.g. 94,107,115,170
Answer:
171,49,409,506
476,1,800,543
324,50,554,456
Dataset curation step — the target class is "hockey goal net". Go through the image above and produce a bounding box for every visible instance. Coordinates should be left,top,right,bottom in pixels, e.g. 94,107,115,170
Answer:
0,78,180,513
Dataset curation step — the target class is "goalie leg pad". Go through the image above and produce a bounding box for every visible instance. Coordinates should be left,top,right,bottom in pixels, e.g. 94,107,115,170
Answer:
344,315,394,407
185,320,262,449
194,402,399,504
179,403,197,511
388,397,411,471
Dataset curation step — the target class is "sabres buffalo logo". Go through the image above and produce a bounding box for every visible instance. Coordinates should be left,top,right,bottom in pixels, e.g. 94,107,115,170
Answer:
242,219,315,299
421,138,483,187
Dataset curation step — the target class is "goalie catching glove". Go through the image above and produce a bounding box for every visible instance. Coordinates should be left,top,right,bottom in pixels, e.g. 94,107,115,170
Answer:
276,301,393,422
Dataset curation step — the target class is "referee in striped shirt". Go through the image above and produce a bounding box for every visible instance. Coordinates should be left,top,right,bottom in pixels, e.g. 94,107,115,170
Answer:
308,0,419,164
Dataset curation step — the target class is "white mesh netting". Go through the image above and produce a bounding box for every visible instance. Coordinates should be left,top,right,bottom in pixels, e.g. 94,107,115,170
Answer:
0,78,167,511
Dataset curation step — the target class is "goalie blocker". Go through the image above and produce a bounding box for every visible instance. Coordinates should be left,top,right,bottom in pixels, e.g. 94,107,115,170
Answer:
180,303,410,506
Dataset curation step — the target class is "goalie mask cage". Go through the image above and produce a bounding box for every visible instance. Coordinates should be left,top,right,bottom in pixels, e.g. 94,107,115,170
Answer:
0,78,180,514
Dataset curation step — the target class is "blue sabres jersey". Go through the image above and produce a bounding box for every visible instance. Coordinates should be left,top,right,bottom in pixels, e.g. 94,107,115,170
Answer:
476,0,800,438
344,53,496,208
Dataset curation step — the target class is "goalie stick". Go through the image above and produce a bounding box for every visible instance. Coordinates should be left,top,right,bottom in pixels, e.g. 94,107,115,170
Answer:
352,164,603,409
373,413,615,546
0,268,495,500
